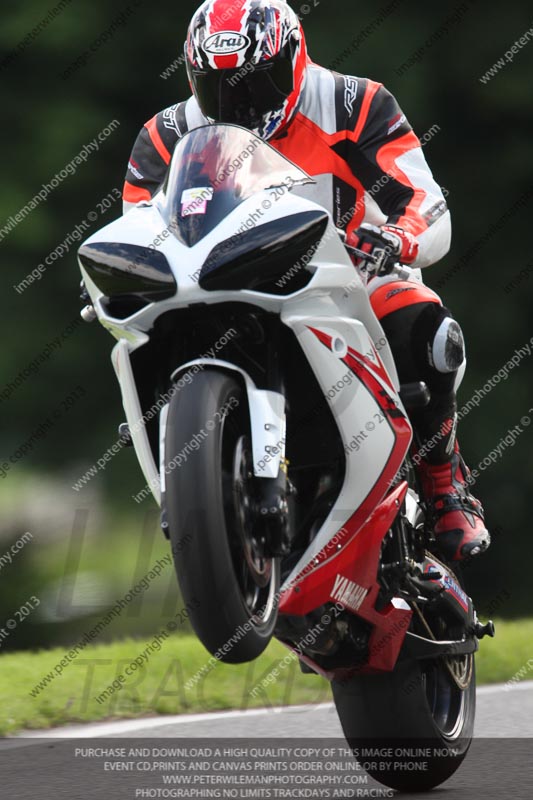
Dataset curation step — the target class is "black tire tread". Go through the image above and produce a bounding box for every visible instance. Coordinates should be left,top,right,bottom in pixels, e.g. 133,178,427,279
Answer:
165,369,277,664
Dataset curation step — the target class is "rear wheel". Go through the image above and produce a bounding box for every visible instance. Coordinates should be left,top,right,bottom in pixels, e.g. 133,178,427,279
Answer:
165,369,279,663
332,653,475,791
332,545,475,792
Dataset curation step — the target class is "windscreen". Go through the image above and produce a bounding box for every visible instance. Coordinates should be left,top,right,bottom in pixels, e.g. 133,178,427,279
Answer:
156,124,314,248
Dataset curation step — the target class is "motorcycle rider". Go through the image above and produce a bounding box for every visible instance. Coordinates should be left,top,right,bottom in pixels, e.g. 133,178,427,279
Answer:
122,0,490,562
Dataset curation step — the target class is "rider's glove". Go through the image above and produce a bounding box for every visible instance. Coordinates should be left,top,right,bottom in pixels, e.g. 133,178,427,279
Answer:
347,223,419,276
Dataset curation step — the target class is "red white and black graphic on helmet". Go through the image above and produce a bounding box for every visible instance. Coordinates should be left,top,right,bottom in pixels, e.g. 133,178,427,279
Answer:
189,0,302,69
203,0,255,69
186,1,308,140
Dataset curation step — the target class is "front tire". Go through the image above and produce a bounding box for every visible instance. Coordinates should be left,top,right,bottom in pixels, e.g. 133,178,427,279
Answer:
165,369,279,663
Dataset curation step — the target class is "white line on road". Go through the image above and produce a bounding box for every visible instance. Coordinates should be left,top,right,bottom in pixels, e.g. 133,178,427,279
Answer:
9,680,533,742
477,680,533,695
11,702,336,741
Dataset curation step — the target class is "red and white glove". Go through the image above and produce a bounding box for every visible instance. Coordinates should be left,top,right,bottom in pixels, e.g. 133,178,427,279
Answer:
347,223,419,275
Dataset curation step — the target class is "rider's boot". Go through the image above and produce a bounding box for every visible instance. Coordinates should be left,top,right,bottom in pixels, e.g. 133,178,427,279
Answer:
411,397,490,561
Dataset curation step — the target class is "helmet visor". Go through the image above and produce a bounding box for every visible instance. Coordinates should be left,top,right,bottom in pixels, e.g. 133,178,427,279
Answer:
191,54,294,128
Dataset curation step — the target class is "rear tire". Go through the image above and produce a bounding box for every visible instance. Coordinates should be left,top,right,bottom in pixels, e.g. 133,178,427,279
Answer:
165,369,279,663
332,654,475,791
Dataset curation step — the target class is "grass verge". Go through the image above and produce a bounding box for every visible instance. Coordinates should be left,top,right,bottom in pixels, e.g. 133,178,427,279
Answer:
1,618,530,737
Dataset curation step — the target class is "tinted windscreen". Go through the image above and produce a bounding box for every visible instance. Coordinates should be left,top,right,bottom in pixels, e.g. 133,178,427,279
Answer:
156,124,313,247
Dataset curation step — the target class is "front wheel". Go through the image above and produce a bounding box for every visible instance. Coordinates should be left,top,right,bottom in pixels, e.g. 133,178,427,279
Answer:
332,654,475,791
165,369,279,663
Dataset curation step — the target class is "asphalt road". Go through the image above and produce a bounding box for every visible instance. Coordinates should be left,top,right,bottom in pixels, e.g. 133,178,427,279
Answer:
5,682,533,799
17,680,532,739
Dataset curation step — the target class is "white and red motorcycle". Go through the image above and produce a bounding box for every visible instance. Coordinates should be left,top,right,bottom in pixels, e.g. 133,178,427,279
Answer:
78,124,494,791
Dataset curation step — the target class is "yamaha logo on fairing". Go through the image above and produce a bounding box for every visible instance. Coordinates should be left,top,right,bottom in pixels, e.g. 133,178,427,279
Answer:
203,32,250,55
331,573,368,613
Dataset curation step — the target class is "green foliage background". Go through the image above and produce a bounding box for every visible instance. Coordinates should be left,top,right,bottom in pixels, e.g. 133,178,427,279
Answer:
0,0,531,641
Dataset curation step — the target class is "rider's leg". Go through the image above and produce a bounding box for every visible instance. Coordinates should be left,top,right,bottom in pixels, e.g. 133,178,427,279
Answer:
369,278,490,561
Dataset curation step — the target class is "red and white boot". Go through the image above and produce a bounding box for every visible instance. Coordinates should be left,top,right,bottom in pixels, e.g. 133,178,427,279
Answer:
416,442,490,561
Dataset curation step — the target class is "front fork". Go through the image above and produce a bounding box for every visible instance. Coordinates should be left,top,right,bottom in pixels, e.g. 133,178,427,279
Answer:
160,328,293,555
255,458,293,557
255,318,294,557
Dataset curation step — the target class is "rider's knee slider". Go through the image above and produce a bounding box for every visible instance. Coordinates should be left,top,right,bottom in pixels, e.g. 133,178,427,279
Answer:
431,316,465,374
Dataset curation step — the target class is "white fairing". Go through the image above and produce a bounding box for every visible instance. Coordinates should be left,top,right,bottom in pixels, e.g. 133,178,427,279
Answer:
111,339,161,504
79,125,408,574
280,314,410,589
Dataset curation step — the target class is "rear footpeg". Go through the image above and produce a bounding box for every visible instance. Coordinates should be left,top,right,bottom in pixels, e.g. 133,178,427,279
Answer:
474,619,496,639
402,631,478,659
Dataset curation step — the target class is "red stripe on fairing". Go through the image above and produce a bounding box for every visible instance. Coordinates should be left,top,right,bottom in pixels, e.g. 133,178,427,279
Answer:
347,345,395,392
279,481,412,677
311,327,395,394
277,326,414,678
308,327,404,420
279,326,411,593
